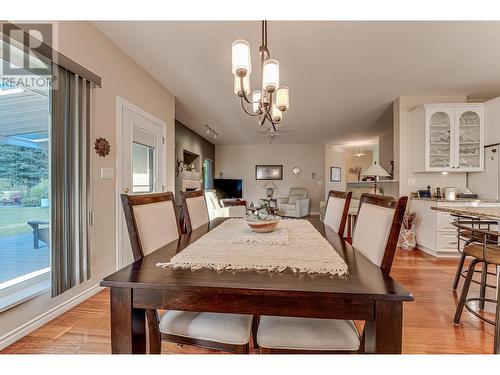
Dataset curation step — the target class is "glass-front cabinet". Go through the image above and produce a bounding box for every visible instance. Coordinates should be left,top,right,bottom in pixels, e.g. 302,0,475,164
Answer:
412,104,484,172
455,107,483,171
428,109,453,170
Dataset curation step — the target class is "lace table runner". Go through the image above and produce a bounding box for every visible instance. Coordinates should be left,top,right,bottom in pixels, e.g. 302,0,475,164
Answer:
157,218,348,276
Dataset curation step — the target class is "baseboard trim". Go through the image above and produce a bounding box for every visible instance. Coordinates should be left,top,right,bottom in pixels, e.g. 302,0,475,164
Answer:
416,244,460,258
0,283,103,350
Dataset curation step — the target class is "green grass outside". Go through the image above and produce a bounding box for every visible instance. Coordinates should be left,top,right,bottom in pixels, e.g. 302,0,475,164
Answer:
0,207,49,238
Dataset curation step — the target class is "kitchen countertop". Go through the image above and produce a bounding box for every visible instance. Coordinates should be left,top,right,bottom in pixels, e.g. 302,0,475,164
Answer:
412,197,500,203
431,205,500,220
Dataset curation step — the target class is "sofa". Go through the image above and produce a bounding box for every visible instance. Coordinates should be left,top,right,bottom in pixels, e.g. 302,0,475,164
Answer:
277,187,310,218
204,190,246,220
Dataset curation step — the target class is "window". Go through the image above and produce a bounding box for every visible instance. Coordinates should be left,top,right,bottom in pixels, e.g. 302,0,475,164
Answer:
132,142,155,193
0,59,51,294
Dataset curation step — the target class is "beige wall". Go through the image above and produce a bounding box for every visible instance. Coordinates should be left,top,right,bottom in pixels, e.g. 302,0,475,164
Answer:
215,144,325,212
345,149,374,182
324,145,347,197
0,22,176,342
395,95,468,197
378,129,394,175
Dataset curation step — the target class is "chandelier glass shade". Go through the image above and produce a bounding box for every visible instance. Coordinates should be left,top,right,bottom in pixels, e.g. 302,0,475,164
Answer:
231,21,290,131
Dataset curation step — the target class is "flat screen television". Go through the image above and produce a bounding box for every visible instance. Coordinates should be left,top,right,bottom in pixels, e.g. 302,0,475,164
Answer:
213,178,243,199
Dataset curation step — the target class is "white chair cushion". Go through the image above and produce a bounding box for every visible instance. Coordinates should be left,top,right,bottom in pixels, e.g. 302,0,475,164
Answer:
132,201,179,255
257,316,360,351
159,310,253,345
324,196,345,233
352,203,394,267
186,195,209,230
289,188,307,197
279,203,296,211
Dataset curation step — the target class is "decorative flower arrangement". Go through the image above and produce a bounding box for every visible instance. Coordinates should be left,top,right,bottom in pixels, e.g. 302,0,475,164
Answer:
349,166,362,181
402,211,417,230
399,211,417,250
254,208,269,220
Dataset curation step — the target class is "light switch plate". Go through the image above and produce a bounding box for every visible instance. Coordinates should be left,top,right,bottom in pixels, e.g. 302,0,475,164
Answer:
100,167,114,179
407,178,416,186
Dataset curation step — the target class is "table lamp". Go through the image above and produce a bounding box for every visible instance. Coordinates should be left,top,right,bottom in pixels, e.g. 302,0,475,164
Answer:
361,161,390,194
263,181,278,199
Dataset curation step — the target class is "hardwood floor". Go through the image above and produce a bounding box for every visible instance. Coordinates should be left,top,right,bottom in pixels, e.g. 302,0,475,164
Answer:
1,248,497,354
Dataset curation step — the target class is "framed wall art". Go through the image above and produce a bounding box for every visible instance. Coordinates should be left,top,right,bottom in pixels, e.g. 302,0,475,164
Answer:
255,165,283,180
330,166,341,182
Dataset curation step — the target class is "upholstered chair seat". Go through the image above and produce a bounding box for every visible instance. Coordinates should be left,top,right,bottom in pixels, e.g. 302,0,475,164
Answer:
323,191,352,236
121,192,253,353
256,193,407,354
257,316,360,351
159,311,253,345
352,203,395,267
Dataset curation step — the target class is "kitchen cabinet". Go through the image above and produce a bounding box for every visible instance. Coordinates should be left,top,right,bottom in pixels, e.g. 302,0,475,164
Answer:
411,104,484,172
412,199,499,257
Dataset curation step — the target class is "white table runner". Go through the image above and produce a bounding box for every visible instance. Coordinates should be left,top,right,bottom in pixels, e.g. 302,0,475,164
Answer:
157,218,348,276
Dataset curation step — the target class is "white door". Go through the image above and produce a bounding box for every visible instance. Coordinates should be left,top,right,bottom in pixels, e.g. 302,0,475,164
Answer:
117,101,166,268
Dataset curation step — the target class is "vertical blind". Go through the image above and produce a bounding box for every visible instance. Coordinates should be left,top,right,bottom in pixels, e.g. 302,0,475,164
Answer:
51,64,91,297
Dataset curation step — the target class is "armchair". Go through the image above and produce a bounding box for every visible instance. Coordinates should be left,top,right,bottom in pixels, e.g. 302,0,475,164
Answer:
204,190,246,220
277,188,310,218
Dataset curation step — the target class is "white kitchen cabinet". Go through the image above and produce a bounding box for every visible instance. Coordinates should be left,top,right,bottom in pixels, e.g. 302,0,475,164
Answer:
411,104,484,172
412,199,499,257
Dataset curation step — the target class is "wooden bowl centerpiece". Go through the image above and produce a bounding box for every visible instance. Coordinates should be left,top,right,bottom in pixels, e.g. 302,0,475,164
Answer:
245,209,281,233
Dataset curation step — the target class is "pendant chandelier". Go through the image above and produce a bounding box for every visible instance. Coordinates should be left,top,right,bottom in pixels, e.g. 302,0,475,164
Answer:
231,21,290,132
354,147,366,157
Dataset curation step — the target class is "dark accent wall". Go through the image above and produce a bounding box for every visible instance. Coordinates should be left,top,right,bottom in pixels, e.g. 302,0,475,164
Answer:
175,120,215,200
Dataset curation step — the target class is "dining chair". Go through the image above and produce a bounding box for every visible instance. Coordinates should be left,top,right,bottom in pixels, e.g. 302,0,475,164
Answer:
180,190,210,232
256,193,407,353
120,192,253,354
323,190,352,236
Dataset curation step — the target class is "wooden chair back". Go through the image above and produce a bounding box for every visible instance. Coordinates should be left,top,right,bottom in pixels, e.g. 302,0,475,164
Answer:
120,192,181,261
352,193,407,275
324,190,352,235
181,190,210,233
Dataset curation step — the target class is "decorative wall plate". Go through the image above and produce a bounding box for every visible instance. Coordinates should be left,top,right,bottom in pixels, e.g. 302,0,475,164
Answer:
94,137,110,157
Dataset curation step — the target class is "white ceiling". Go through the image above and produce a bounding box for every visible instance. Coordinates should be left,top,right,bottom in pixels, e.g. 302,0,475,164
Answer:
94,21,500,145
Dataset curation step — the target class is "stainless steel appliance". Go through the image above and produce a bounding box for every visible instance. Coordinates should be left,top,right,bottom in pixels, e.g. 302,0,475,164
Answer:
467,145,499,200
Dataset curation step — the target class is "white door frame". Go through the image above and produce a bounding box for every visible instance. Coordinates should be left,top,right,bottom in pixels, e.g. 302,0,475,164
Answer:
115,96,167,270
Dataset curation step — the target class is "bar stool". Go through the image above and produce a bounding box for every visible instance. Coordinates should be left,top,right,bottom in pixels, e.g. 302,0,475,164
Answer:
452,222,500,354
451,214,498,310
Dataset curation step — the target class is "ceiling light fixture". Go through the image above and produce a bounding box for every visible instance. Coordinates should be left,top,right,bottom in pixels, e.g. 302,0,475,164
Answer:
232,21,290,132
354,147,366,157
204,124,218,140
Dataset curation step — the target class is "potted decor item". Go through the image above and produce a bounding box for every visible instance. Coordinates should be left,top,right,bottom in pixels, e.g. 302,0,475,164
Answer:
349,167,362,181
245,208,281,233
399,211,417,250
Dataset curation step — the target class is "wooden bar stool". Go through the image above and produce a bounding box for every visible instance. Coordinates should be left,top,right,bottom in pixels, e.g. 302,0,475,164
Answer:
452,222,500,354
451,215,498,311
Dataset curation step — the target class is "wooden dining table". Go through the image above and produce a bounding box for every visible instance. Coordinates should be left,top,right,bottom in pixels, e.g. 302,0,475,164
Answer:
101,217,413,354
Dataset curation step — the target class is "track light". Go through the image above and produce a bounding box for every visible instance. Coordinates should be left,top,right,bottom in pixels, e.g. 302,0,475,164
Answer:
204,124,218,140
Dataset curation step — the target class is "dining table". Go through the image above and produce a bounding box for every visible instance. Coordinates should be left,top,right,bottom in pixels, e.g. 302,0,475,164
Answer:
100,216,413,354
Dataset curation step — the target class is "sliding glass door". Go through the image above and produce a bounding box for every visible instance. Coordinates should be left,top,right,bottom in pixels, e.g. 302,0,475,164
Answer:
0,52,51,289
